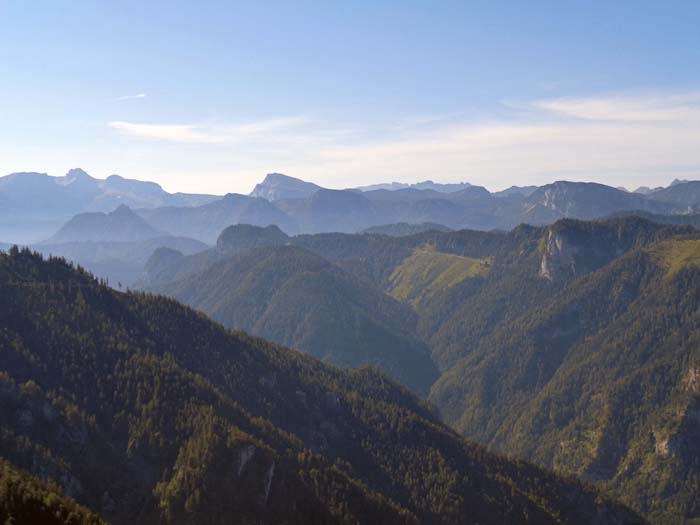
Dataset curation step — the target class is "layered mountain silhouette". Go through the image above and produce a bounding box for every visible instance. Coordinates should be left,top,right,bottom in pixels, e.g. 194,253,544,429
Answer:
35,236,208,287
144,227,437,394
0,169,217,242
47,205,163,243
6,167,700,522
130,177,694,240
0,247,643,524
135,193,297,243
30,203,208,286
4,169,700,246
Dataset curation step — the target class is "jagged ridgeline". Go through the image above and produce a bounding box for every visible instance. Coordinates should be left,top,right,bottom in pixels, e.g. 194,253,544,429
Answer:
0,247,642,524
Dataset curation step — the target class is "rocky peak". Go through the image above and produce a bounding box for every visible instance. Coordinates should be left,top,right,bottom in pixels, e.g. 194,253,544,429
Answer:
110,204,134,217
59,168,96,187
249,173,321,201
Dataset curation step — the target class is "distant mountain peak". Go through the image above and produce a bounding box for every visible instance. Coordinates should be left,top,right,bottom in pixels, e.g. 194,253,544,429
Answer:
262,172,306,184
355,180,474,193
65,167,92,179
46,204,162,243
110,203,134,216
671,178,693,186
250,172,321,201
216,223,288,253
58,167,96,186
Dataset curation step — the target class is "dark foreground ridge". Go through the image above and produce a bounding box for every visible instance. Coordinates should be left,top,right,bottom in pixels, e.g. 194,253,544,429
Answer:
0,247,643,524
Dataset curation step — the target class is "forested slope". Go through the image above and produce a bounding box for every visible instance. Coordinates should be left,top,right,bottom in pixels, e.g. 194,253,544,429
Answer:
151,244,438,394
0,247,642,524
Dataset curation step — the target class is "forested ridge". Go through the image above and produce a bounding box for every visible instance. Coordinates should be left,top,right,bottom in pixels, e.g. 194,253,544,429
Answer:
147,243,438,394
0,457,105,524
146,216,700,523
0,247,643,524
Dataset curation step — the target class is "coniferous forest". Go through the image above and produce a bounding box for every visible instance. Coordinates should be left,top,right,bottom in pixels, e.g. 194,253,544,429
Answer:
4,3,700,522
0,246,643,524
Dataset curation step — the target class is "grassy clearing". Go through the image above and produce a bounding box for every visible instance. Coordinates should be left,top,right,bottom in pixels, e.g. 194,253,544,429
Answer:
649,239,700,276
389,244,491,306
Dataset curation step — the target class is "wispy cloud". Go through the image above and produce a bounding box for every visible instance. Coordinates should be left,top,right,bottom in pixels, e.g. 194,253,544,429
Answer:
108,116,311,144
105,91,700,193
532,92,700,122
116,93,147,101
393,112,465,130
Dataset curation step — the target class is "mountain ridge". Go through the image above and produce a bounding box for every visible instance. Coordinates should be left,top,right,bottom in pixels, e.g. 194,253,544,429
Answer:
0,246,643,524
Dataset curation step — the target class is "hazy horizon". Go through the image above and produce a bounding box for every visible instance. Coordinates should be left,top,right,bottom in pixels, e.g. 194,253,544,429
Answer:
2,166,696,197
2,1,700,194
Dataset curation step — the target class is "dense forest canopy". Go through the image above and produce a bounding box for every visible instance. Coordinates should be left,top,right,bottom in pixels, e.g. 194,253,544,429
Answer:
141,215,700,523
0,247,643,524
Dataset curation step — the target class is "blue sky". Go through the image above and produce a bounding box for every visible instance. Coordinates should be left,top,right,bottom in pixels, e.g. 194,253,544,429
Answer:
1,1,700,194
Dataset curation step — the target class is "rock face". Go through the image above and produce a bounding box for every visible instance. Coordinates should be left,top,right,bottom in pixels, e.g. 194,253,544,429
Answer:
249,173,321,201
538,217,691,281
523,181,675,224
539,228,578,280
648,180,700,209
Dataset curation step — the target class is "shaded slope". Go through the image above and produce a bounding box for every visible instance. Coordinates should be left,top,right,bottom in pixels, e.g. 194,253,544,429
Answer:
0,248,643,524
46,204,163,243
276,189,383,233
150,244,438,395
427,222,700,523
0,457,105,525
136,193,297,242
35,235,208,287
648,180,700,209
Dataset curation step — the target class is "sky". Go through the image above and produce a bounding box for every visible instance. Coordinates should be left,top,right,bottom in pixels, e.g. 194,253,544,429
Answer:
1,0,700,195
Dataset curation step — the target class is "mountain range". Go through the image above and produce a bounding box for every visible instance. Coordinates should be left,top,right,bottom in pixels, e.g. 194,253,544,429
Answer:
5,169,700,248
0,247,643,524
142,227,438,395
0,168,217,242
5,167,700,522
138,215,700,523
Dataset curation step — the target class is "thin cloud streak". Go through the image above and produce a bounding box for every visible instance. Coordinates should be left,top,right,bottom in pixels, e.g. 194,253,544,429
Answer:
532,92,700,122
116,93,147,101
108,116,311,144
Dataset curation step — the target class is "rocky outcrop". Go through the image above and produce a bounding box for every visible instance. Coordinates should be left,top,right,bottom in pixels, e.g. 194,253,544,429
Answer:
539,228,578,280
250,173,321,201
